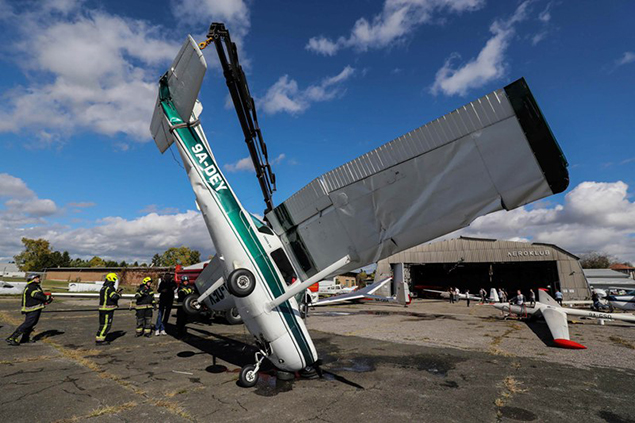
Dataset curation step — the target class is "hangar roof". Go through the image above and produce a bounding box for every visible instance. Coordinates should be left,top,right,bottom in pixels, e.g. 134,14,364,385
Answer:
378,236,579,264
583,269,630,279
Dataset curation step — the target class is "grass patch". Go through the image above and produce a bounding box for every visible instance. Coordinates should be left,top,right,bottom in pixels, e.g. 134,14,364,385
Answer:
153,400,194,421
87,401,137,418
489,324,522,357
503,376,527,394
0,310,22,325
609,336,635,349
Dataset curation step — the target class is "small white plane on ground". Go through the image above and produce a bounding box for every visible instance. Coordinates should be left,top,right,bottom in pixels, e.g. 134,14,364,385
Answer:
312,277,410,307
424,288,499,303
149,22,570,387
493,289,635,349
606,290,635,311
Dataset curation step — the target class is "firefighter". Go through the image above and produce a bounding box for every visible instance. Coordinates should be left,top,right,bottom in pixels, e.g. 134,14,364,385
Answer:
176,276,194,339
96,273,122,345
5,274,52,346
135,277,156,337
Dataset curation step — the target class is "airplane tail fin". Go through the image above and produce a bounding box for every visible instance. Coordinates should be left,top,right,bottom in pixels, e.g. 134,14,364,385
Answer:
150,35,207,153
396,279,411,305
489,288,499,303
538,289,560,307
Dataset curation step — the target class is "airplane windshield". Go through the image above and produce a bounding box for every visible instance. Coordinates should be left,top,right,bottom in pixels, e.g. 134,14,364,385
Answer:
626,290,635,296
250,213,274,235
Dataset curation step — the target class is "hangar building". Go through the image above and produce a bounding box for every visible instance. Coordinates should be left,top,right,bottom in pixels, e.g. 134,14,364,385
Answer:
375,237,590,301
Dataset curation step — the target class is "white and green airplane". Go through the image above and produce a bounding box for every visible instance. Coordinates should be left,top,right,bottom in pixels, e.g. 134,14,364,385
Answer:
150,23,570,387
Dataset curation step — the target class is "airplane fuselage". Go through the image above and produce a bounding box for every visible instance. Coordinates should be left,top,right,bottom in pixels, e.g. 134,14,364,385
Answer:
159,96,317,372
607,295,635,311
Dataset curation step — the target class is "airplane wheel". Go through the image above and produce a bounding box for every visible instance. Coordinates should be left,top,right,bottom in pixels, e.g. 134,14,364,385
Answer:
239,364,259,387
224,307,242,325
227,269,256,298
183,294,202,315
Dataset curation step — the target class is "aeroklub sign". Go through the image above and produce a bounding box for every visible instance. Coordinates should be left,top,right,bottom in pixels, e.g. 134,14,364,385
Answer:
507,250,551,258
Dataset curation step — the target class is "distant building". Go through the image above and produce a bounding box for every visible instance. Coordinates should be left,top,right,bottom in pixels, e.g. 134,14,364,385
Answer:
375,237,591,301
0,262,24,278
609,263,635,279
44,266,172,285
583,269,635,291
335,272,357,288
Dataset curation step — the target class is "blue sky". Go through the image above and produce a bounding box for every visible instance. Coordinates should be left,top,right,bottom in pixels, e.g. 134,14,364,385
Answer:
0,0,633,263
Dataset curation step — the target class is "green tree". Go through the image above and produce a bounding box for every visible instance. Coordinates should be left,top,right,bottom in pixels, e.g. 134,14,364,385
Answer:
151,253,161,267
87,256,106,267
156,246,201,267
13,238,54,272
104,260,119,267
119,261,128,267
580,253,612,269
71,258,88,267
61,251,71,267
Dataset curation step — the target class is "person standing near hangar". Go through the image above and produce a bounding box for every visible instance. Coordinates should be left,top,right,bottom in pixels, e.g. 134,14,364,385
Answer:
5,274,52,346
96,273,122,346
135,277,156,337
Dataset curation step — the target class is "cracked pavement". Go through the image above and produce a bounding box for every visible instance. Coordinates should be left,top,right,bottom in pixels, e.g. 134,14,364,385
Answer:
0,297,634,423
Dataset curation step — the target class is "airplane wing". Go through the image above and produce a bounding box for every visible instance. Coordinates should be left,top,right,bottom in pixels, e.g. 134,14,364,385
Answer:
538,289,561,307
266,78,569,280
423,289,449,296
313,277,392,306
541,308,585,349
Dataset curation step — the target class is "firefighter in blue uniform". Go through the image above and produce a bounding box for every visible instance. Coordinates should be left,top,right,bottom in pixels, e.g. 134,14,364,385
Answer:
5,274,52,346
176,276,194,339
135,277,156,337
96,273,121,345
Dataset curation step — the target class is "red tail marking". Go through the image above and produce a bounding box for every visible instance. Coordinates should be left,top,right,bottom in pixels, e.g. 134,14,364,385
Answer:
553,338,586,349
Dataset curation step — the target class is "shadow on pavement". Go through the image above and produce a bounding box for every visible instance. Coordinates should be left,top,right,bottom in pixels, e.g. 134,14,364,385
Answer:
105,330,126,343
33,329,65,341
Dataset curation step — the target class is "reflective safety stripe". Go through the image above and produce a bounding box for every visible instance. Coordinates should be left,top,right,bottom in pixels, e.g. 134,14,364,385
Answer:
99,305,117,311
134,305,153,309
21,304,44,313
99,314,110,338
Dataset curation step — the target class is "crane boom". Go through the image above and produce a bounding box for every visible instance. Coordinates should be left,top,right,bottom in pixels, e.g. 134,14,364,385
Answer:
199,22,276,214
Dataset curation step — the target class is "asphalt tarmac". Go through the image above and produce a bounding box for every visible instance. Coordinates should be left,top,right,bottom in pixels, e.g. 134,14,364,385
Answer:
0,296,634,423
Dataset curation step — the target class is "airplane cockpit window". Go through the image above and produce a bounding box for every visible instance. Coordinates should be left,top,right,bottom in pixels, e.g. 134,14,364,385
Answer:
249,213,274,235
626,290,635,296
270,248,296,285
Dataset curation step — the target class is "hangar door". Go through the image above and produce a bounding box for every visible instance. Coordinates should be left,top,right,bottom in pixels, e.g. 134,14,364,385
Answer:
410,261,560,297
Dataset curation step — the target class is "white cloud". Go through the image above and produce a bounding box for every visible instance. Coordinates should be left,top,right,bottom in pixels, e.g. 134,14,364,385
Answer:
306,0,484,56
616,51,635,67
50,210,213,261
0,173,36,198
224,156,255,173
0,4,181,144
443,181,635,263
538,2,551,22
171,0,250,43
0,172,213,262
68,202,96,208
430,1,531,96
139,204,181,215
271,153,286,165
5,199,58,218
260,66,356,115
0,0,253,147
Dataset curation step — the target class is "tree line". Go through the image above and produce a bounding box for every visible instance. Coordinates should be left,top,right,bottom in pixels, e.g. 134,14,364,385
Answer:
13,238,202,272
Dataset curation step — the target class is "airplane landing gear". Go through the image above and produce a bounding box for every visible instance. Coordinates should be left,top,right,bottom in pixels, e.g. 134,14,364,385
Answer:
239,351,265,388
183,294,202,315
227,268,256,297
